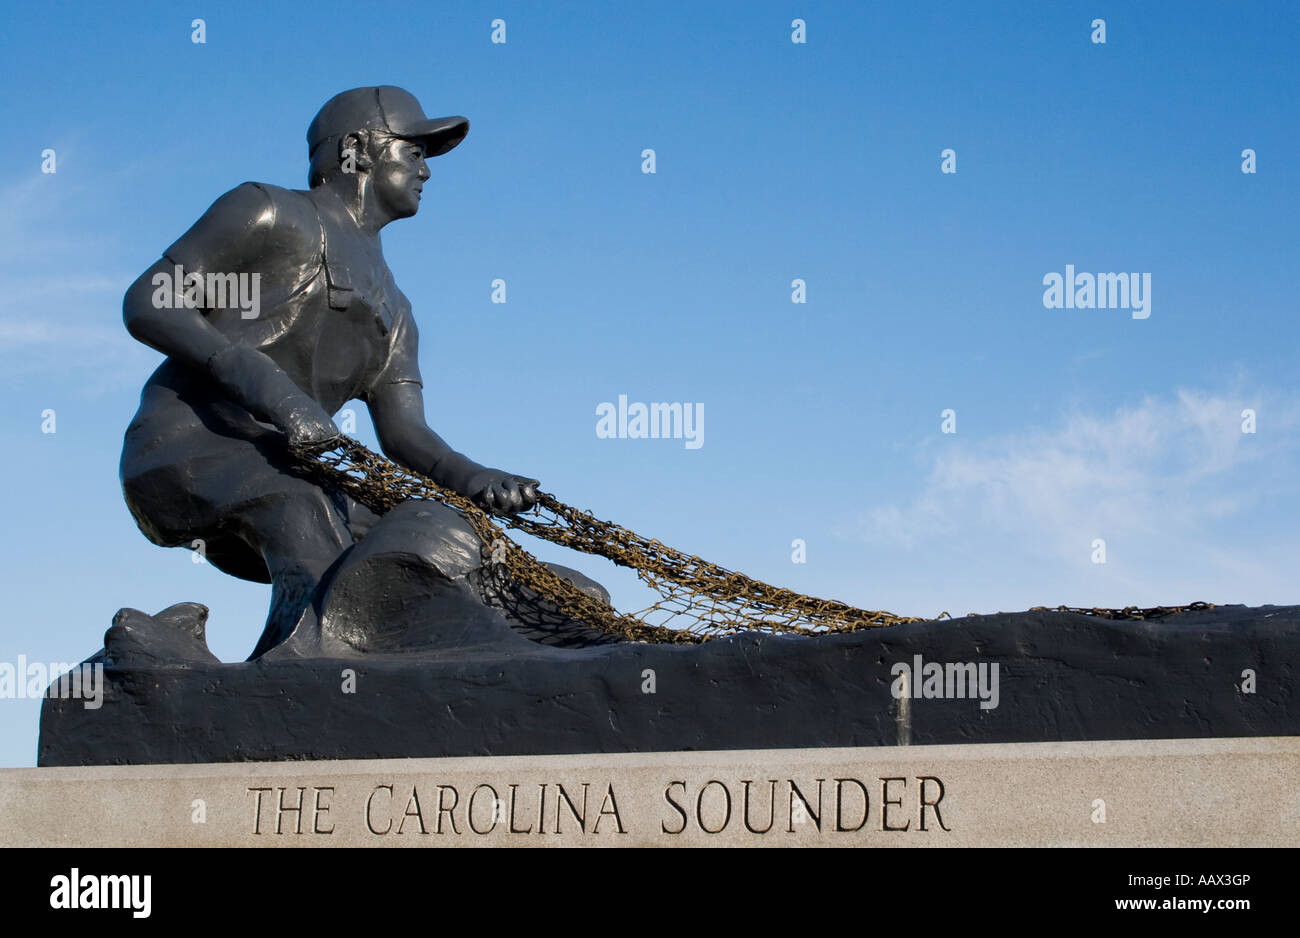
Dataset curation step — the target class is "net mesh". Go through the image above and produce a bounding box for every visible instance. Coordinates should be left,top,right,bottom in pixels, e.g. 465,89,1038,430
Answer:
289,437,1214,643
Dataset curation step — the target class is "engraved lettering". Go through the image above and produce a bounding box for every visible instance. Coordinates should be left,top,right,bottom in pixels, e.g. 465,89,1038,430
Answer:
696,779,732,834
312,786,335,834
835,778,869,832
507,783,533,834
366,784,394,835
593,784,625,834
662,780,688,834
881,777,910,831
398,787,426,835
468,784,500,834
556,782,589,833
742,779,777,834
788,779,824,832
276,786,305,835
436,785,460,834
247,787,272,835
918,776,951,832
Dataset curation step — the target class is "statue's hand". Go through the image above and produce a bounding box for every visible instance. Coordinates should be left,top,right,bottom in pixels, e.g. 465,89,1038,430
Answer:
207,344,340,448
464,469,540,515
279,398,342,448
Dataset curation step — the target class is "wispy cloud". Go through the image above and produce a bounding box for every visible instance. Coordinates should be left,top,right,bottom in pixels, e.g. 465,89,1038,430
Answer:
0,173,154,394
850,388,1300,612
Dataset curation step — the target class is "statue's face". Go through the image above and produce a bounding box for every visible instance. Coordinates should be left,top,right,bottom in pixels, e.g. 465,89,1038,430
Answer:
371,135,430,220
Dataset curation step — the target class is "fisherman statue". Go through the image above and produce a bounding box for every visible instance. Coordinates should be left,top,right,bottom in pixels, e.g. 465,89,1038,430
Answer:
119,86,609,660
39,85,1295,769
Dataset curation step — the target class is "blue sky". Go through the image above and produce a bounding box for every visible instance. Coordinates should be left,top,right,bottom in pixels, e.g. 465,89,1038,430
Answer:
0,0,1296,766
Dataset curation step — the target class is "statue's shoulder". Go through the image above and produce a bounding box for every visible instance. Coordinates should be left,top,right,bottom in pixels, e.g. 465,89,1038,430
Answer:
241,182,320,226
229,182,321,243
180,182,323,264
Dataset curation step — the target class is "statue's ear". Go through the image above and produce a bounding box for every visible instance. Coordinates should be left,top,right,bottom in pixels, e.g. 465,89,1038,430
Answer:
339,132,372,173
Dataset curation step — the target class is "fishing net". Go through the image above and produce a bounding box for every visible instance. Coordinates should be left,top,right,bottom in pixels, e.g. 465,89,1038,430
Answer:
290,437,1213,644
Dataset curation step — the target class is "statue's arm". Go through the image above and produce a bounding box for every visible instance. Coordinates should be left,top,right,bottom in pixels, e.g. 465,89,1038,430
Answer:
122,183,337,445
370,381,484,493
366,316,538,513
123,266,238,374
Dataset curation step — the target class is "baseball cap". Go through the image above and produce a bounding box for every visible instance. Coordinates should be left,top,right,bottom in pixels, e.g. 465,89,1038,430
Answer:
307,86,469,158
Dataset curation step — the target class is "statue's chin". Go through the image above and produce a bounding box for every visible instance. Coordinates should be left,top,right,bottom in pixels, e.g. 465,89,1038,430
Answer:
376,193,420,222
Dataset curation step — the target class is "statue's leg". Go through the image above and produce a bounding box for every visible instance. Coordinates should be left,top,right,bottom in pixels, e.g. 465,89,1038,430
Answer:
241,484,364,660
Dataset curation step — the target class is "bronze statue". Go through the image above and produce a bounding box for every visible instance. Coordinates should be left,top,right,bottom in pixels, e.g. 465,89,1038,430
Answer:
119,86,597,659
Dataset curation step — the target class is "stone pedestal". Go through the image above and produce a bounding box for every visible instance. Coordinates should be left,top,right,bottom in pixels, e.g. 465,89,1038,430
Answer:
3,737,1296,847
